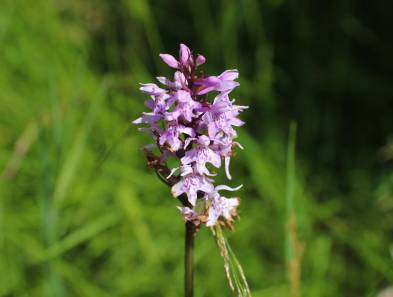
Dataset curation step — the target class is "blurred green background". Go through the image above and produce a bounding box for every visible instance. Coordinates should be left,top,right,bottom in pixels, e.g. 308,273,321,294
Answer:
1,0,392,296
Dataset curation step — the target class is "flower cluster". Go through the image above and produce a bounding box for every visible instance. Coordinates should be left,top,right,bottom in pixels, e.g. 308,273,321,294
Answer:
134,44,247,227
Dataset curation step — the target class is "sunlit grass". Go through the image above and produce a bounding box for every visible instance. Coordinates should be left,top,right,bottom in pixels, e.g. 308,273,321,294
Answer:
0,0,392,296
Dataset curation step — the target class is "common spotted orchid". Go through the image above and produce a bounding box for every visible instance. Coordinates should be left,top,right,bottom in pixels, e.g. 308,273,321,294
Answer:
133,43,247,228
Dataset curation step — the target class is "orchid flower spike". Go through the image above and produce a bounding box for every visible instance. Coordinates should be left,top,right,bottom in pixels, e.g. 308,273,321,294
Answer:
134,43,247,228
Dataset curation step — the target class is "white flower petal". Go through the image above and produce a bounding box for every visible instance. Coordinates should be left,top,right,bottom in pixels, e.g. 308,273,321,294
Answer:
167,167,179,179
171,181,184,197
215,184,243,192
225,157,232,180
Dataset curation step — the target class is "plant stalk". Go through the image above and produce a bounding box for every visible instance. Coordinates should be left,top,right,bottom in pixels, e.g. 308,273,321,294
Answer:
185,221,195,297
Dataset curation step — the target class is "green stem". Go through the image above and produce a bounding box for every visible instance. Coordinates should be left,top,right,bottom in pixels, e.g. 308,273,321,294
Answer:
185,222,195,297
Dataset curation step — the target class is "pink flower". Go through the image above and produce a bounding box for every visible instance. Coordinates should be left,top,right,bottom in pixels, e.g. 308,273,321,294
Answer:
205,185,242,226
134,43,247,227
159,43,194,70
181,136,221,176
165,90,201,122
156,71,188,90
207,195,239,227
195,70,240,95
159,123,195,151
201,93,247,139
171,171,214,206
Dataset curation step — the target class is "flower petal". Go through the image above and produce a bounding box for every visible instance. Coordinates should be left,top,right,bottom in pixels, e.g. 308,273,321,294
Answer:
167,167,179,179
215,184,243,192
225,156,232,180
208,150,222,168
195,54,206,66
159,54,179,68
171,180,184,197
179,43,191,65
199,179,214,194
188,190,198,206
219,69,239,81
132,117,143,124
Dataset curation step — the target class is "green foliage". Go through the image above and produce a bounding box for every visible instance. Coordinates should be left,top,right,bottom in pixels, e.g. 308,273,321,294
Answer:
1,0,392,296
